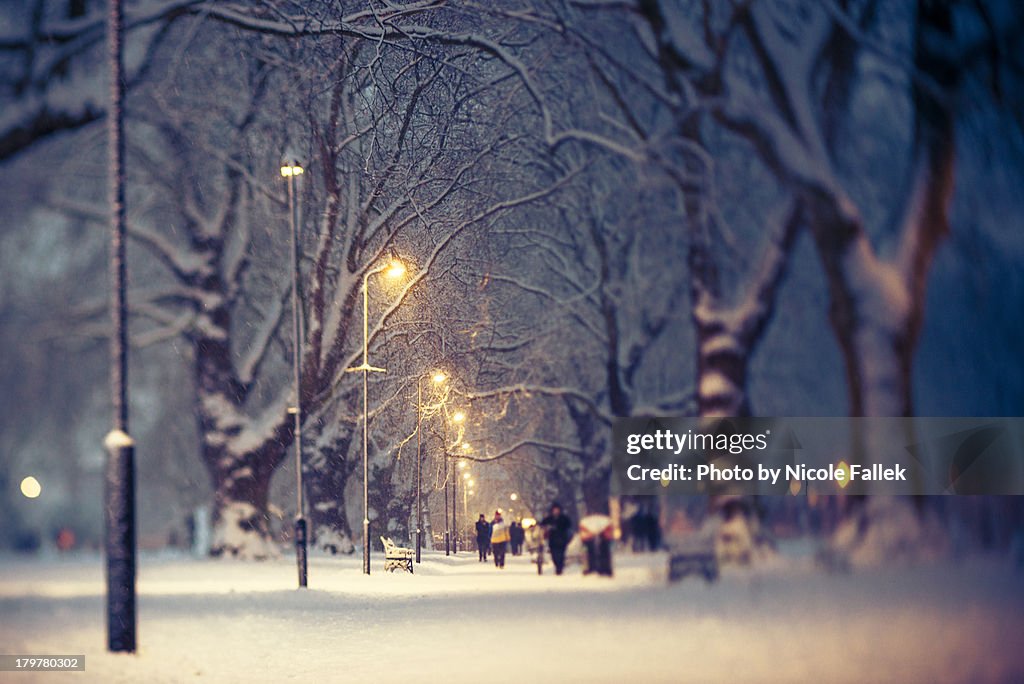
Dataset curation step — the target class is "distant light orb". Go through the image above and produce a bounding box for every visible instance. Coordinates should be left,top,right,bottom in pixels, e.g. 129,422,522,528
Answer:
20,476,42,499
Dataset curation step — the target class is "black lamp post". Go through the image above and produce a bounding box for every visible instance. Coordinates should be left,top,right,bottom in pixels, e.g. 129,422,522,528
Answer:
281,151,307,588
104,0,136,654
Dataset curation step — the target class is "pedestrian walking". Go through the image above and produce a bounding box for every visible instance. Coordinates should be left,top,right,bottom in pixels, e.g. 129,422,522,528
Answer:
579,513,614,577
475,513,491,562
490,510,510,569
540,502,573,575
510,521,525,556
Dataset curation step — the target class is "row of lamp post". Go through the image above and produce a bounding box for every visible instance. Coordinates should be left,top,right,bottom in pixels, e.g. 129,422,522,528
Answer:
282,151,474,581
444,409,466,555
347,259,407,575
415,371,447,563
99,34,473,649
413,374,472,562
281,151,407,579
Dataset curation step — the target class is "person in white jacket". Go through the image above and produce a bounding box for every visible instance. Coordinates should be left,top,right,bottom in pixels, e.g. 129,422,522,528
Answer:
490,510,510,569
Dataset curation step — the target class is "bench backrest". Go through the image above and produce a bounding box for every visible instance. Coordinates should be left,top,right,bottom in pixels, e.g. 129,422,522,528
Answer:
380,536,396,553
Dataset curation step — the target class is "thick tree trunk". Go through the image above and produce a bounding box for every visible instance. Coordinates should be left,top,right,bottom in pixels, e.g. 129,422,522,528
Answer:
305,431,357,553
582,468,611,515
695,319,753,418
564,398,612,516
195,328,292,559
209,450,280,559
679,200,800,560
811,0,958,563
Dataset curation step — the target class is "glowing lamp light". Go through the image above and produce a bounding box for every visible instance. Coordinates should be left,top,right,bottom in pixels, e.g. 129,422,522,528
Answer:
280,148,304,178
452,411,466,423
385,261,407,280
836,460,851,489
20,476,42,499
432,371,447,385
463,472,471,480
510,493,518,501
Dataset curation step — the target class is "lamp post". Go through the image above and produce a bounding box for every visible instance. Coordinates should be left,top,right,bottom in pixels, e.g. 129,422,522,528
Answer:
281,153,306,588
415,371,447,563
348,260,406,574
104,0,136,654
445,411,465,555
452,461,458,553
455,450,469,553
443,440,450,556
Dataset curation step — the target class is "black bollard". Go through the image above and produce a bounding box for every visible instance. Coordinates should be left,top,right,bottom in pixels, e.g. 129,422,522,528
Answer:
295,517,308,588
104,431,136,652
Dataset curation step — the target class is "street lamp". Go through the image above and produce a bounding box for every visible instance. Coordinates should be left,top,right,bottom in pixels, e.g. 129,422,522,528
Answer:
452,459,459,554
443,409,466,556
462,474,471,519
20,476,42,499
347,258,407,574
415,369,447,563
281,150,307,588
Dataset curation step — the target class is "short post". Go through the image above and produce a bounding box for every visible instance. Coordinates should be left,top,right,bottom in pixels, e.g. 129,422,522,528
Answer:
294,518,308,587
104,430,136,652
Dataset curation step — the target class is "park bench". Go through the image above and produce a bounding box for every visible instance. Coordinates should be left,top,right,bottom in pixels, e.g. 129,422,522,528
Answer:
667,545,718,583
380,536,414,574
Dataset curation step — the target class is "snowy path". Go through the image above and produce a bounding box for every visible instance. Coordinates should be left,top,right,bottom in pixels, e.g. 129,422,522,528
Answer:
1,550,1022,683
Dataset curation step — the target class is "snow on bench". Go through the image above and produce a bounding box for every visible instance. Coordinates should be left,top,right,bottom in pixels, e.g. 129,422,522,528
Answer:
668,540,718,583
380,536,414,574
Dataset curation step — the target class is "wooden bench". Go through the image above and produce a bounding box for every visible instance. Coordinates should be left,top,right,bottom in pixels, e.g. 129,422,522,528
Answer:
380,536,414,574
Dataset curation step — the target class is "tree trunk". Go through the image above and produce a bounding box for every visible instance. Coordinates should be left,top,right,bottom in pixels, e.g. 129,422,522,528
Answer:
305,427,358,554
195,329,291,558
564,398,611,516
209,450,279,559
582,468,611,515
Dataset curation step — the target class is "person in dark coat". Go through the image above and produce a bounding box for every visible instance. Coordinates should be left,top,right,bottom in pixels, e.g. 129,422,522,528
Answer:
475,514,491,562
509,521,525,556
540,502,573,575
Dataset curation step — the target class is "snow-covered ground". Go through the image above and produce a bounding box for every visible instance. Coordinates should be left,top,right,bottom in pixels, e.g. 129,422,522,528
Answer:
1,547,1022,683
